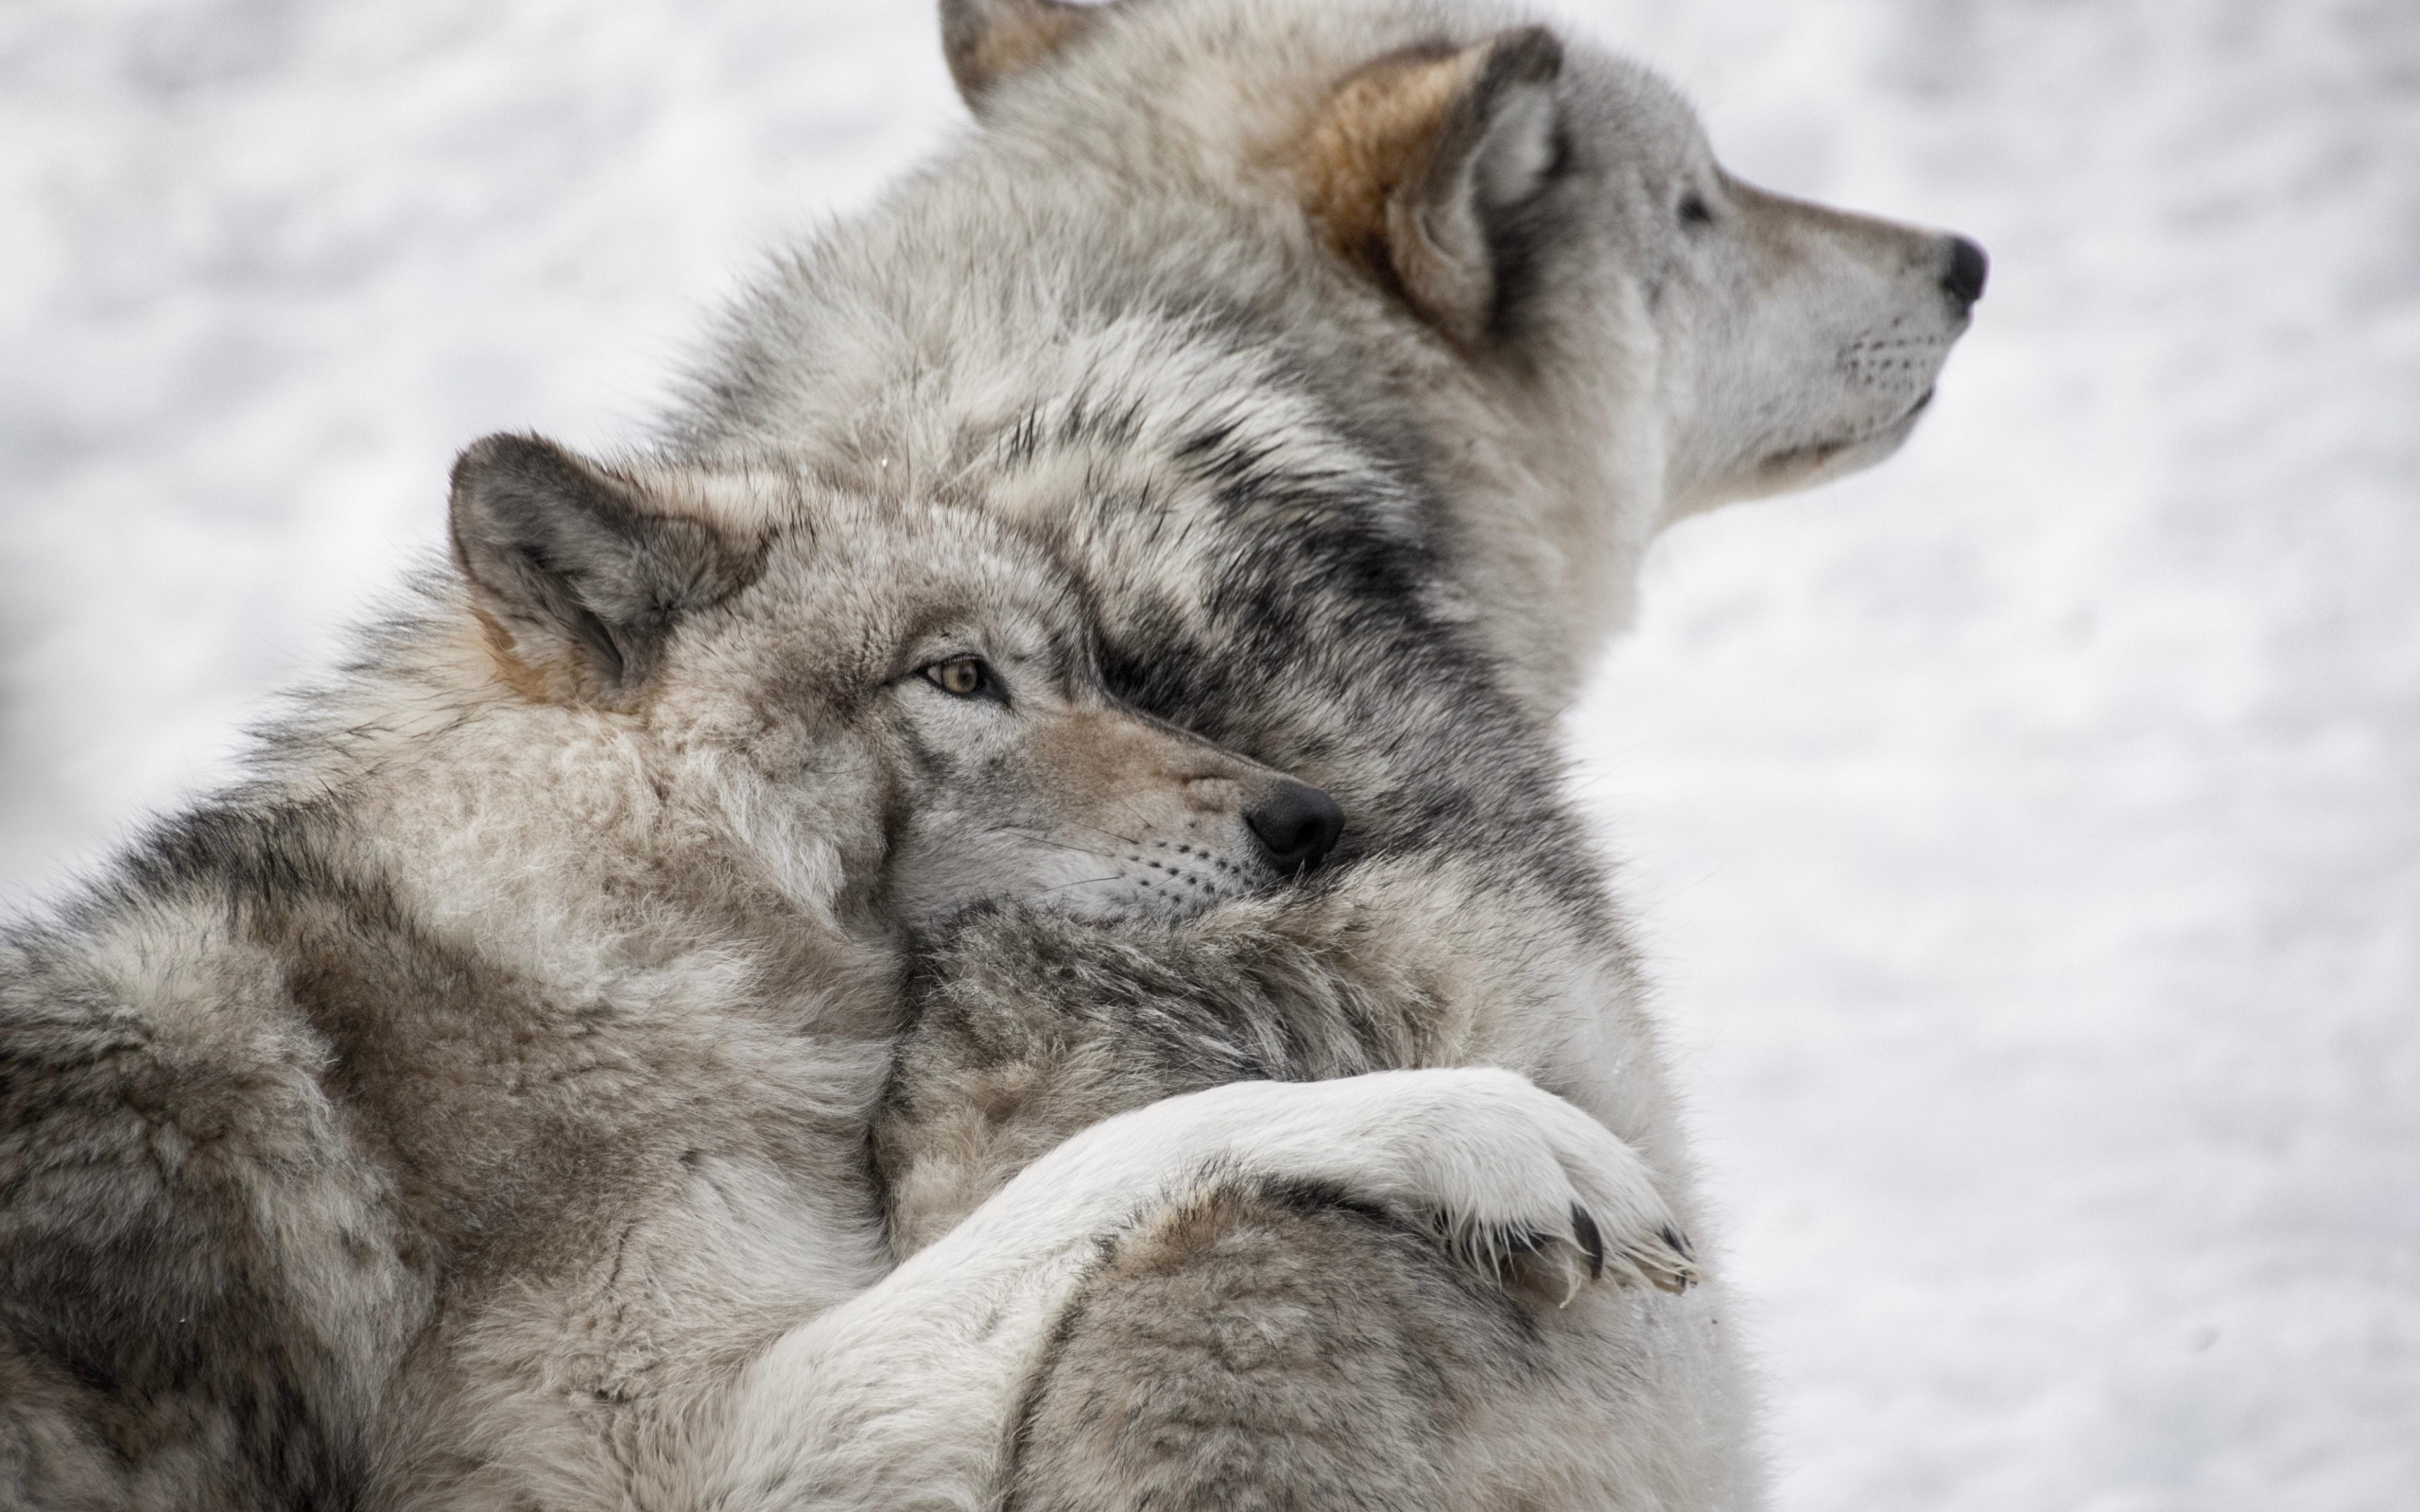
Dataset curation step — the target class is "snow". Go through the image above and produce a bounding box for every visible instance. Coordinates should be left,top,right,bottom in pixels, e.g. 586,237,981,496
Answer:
4,1,2414,1506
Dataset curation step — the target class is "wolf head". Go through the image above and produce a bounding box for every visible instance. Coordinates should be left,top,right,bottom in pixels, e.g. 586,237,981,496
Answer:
946,0,1979,512
929,0,1982,689
436,434,1340,950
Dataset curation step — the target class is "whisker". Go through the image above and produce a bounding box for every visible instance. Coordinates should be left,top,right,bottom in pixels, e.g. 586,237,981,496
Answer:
995,828,1115,859
1056,820,1150,850
1034,874,1122,897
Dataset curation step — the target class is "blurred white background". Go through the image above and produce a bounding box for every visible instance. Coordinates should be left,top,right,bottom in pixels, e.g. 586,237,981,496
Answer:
4,1,2413,1506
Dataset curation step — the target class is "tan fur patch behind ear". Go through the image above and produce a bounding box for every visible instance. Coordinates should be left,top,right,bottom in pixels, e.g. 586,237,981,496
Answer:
468,604,569,707
942,0,1100,111
1294,29,1564,347
1295,43,1484,303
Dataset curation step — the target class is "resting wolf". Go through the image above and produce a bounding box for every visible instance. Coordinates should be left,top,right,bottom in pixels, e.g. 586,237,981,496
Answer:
0,436,1687,1508
0,0,1981,1504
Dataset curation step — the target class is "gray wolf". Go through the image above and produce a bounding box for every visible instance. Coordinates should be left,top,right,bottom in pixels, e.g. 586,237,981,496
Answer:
0,435,1680,1508
0,0,1980,1503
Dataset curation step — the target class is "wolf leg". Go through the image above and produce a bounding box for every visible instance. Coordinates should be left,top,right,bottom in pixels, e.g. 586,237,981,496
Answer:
690,1069,1684,1512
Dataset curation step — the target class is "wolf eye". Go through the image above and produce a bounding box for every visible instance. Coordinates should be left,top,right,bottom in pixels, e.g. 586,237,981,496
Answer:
1678,192,1714,227
922,658,993,698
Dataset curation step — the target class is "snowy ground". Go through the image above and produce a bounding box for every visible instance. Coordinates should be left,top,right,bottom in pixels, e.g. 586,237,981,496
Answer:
5,2,2414,1507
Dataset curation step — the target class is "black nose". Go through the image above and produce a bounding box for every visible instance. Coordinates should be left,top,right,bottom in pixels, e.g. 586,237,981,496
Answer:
1245,782,1345,875
1942,235,1990,311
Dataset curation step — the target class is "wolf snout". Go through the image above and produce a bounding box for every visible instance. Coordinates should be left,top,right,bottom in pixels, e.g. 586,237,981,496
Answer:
1244,782,1345,874
1942,234,1990,314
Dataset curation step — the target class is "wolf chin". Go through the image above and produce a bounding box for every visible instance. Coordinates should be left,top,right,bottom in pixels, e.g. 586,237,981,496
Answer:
0,0,1980,1507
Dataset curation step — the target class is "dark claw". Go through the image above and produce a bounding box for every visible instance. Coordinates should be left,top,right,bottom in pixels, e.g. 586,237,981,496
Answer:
1571,1205,1605,1282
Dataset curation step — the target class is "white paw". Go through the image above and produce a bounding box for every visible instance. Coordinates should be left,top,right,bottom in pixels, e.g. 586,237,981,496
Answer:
1217,1068,1698,1300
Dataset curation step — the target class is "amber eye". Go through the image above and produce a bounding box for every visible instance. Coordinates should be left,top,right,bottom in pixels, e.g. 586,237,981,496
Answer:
923,658,991,698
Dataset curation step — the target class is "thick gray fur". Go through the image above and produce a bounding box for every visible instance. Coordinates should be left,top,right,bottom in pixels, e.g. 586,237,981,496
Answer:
0,0,1978,1505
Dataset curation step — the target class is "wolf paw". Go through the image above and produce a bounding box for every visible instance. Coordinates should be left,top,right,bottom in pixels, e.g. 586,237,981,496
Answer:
1397,1069,1698,1302
1490,1202,1700,1306
1226,1068,1698,1303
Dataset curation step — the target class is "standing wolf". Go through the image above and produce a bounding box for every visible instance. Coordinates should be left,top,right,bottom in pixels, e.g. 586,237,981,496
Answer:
0,0,1980,1506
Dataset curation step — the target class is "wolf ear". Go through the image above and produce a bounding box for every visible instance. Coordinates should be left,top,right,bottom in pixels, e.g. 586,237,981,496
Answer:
1296,28,1565,347
447,434,758,706
941,0,1105,112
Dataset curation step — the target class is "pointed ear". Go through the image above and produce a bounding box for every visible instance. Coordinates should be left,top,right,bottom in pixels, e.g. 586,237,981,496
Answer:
447,434,760,706
1295,28,1565,347
941,0,1104,112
